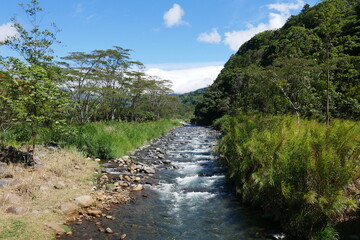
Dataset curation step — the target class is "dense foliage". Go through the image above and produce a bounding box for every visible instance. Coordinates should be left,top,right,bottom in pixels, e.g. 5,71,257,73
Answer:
216,114,359,239
178,88,207,119
195,0,360,125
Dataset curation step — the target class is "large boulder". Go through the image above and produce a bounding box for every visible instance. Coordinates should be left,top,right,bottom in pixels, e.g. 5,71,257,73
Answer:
74,195,95,207
59,202,77,215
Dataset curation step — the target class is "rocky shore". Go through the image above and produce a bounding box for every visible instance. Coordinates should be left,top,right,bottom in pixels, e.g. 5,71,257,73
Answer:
58,128,179,238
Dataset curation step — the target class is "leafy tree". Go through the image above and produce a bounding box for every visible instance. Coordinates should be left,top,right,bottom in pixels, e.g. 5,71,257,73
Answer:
3,0,60,66
0,0,66,155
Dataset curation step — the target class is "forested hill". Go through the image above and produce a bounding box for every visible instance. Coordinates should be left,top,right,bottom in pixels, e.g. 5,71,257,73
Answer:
194,0,360,125
179,87,207,107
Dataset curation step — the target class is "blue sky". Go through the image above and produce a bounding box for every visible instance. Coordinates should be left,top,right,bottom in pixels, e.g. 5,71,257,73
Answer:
0,0,319,93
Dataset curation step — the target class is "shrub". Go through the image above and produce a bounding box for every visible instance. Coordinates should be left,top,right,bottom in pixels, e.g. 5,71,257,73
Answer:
218,114,359,239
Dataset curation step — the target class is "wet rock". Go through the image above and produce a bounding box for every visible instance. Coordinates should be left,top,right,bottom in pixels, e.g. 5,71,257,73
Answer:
106,227,113,233
74,195,95,207
6,206,27,215
87,209,102,216
121,233,127,239
60,202,77,215
162,160,171,164
45,222,65,235
267,233,286,240
131,184,143,191
143,166,155,174
98,227,106,232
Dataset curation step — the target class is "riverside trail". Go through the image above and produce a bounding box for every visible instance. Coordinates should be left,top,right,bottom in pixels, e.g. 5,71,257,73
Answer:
61,125,282,240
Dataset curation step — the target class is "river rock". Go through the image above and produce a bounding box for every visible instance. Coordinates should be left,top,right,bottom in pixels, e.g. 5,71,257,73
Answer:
60,202,77,215
143,166,155,174
87,209,102,216
6,206,27,215
74,195,95,207
121,233,127,239
162,160,171,164
106,227,113,233
267,233,286,240
131,184,143,191
45,222,65,235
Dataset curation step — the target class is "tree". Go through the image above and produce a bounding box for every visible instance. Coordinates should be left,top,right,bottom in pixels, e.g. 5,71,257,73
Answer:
314,0,347,125
3,0,60,66
0,0,66,156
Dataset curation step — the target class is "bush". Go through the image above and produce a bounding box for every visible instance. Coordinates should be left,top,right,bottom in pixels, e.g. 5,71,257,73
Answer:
218,114,359,239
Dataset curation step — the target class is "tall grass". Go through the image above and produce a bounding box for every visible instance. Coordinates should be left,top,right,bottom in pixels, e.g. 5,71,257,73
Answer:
216,114,359,239
1,120,179,159
67,120,179,159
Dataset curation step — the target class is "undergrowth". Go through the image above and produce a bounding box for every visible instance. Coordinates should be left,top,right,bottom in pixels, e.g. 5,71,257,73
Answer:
216,114,359,239
0,120,179,159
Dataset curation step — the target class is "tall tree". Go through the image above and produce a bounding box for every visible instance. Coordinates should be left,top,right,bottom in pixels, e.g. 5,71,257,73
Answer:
0,0,66,155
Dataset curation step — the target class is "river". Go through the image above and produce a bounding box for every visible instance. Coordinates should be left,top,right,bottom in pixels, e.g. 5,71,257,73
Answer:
62,125,282,240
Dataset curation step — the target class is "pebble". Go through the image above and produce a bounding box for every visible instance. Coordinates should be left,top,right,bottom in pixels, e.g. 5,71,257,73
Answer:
121,233,127,239
106,227,113,233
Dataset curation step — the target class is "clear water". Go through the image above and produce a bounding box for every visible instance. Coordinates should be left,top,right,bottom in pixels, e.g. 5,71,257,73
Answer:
63,126,281,240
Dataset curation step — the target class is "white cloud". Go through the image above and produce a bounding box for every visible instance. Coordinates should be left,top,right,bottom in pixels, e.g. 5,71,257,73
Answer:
0,22,18,42
268,0,304,15
224,0,304,51
163,3,188,27
197,28,222,44
145,64,224,94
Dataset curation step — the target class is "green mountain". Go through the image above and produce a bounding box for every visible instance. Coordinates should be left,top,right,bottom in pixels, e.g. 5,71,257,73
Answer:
179,87,207,107
194,0,360,125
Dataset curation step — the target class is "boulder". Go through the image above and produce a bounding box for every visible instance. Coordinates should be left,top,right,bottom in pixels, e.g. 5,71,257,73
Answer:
60,202,77,215
74,195,95,207
4,193,21,204
6,206,27,215
143,166,155,174
162,160,171,164
131,185,143,191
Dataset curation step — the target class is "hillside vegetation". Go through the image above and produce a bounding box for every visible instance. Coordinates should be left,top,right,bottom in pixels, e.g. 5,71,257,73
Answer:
195,0,359,125
195,0,360,239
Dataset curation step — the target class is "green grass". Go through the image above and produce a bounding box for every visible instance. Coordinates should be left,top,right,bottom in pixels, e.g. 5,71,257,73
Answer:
0,220,27,239
216,114,359,239
66,120,179,159
1,119,179,159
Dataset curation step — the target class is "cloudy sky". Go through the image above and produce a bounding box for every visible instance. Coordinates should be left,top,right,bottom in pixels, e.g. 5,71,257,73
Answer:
0,0,318,93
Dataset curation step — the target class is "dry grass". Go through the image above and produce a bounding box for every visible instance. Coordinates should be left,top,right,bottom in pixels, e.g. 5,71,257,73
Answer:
0,147,100,240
